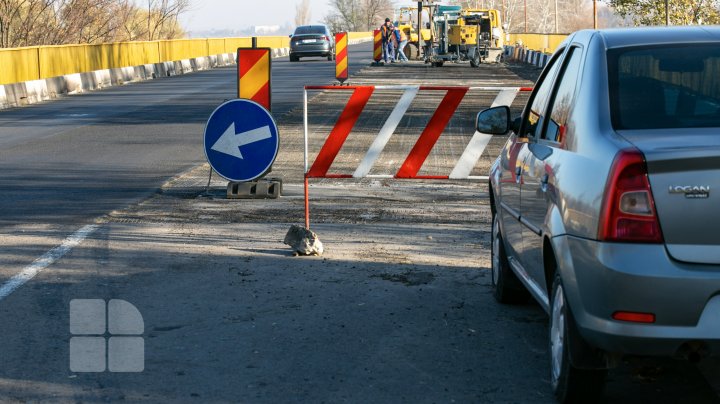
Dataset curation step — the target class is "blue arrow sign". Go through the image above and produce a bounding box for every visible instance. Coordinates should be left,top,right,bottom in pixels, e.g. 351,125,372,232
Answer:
203,99,279,182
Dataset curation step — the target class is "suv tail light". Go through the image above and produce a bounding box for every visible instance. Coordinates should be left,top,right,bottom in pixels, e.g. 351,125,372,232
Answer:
598,149,663,243
323,35,330,42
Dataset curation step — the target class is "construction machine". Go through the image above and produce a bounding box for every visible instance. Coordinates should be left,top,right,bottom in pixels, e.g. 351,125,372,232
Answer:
425,5,505,67
394,6,432,60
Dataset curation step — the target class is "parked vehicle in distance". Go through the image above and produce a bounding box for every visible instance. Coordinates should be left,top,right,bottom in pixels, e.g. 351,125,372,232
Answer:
479,26,720,403
289,25,335,62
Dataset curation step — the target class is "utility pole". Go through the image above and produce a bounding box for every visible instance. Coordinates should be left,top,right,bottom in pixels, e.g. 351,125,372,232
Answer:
524,0,527,33
593,0,597,29
554,0,558,33
418,1,423,58
665,0,670,26
148,0,152,40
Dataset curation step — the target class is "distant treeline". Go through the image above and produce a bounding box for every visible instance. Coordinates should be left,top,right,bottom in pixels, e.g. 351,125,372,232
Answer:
0,0,190,48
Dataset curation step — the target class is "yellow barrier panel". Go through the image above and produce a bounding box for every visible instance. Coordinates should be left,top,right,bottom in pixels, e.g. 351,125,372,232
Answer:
507,33,568,53
39,44,91,79
224,38,253,54
256,36,289,50
208,39,227,56
0,46,40,85
159,39,210,62
0,33,369,86
348,32,373,41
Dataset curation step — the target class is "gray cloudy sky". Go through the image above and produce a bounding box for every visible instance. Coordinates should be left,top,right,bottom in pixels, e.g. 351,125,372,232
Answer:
179,0,331,31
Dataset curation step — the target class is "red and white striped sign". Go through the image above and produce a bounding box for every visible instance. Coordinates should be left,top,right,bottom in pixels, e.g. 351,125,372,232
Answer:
301,84,531,228
303,85,531,180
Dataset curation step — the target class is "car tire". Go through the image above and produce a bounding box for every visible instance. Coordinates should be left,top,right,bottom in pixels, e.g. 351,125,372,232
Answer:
432,61,444,67
328,53,335,61
470,50,481,68
290,55,298,62
491,213,529,304
550,273,607,403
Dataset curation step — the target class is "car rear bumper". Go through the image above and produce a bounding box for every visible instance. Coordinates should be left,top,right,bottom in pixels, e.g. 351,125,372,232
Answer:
290,44,331,57
557,235,720,357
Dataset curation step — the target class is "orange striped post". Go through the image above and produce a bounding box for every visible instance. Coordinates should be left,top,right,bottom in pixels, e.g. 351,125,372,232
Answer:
237,47,272,111
373,29,382,63
335,32,349,83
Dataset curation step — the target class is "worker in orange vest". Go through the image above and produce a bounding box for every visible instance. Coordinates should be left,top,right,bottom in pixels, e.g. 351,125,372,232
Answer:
380,18,395,63
393,25,409,62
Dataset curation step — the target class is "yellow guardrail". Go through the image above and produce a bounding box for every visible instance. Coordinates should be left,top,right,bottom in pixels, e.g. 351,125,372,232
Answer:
0,46,41,84
349,32,373,41
507,34,568,53
0,32,373,86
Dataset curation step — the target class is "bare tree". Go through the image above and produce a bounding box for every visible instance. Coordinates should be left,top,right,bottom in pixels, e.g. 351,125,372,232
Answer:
363,0,392,30
324,0,394,32
0,0,189,48
147,0,188,40
295,0,311,26
0,0,57,47
528,0,554,33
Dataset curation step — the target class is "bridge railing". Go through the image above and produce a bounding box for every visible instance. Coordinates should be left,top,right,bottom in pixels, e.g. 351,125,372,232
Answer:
507,33,569,53
0,32,373,86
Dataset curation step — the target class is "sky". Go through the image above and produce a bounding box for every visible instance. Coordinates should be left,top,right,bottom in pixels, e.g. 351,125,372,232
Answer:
179,0,333,32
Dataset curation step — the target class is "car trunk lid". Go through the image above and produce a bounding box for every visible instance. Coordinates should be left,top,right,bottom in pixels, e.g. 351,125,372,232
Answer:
620,129,720,264
291,34,327,45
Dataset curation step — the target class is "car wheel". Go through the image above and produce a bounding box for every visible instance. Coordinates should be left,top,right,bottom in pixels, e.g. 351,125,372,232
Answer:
289,55,298,62
491,213,529,303
328,53,334,61
550,273,607,403
432,61,444,67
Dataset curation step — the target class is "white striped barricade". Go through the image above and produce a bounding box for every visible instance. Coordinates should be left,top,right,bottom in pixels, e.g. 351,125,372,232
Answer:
301,85,532,228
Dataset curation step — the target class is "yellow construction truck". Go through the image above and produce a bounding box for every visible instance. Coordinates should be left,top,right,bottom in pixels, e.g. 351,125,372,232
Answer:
426,6,505,67
395,6,432,60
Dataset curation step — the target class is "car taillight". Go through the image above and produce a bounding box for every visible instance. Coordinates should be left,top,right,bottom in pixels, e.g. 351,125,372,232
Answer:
598,149,663,243
323,35,330,41
612,311,656,323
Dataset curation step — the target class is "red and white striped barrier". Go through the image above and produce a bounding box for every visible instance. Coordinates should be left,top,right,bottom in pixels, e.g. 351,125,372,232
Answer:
302,85,531,228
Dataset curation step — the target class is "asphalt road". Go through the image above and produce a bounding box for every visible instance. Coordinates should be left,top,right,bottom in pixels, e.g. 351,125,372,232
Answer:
0,44,718,403
0,44,371,283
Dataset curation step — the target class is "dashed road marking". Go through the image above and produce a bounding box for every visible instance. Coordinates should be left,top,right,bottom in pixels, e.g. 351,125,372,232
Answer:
0,224,99,301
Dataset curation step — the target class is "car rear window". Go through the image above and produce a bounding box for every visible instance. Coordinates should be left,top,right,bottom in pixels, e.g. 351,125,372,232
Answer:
294,26,326,35
608,44,720,130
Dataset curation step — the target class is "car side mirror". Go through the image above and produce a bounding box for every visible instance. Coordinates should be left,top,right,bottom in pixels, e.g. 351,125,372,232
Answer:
476,106,511,135
289,34,293,38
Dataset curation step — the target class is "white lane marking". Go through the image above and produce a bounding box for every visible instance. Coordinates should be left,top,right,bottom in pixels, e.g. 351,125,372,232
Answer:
353,87,419,178
0,224,99,301
449,89,520,179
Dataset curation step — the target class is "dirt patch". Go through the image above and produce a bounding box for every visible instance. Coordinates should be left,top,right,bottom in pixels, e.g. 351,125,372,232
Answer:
373,271,436,286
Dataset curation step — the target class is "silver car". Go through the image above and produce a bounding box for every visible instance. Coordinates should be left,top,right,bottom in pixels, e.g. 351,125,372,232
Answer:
478,27,720,402
289,25,335,62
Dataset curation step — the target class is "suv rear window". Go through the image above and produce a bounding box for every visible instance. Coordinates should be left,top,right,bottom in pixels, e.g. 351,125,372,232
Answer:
608,44,720,130
294,26,326,35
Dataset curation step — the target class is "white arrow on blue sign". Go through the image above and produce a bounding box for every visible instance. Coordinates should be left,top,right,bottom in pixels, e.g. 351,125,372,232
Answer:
203,99,279,182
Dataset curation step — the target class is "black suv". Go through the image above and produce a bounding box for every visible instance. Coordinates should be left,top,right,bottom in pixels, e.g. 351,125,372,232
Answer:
289,25,335,62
